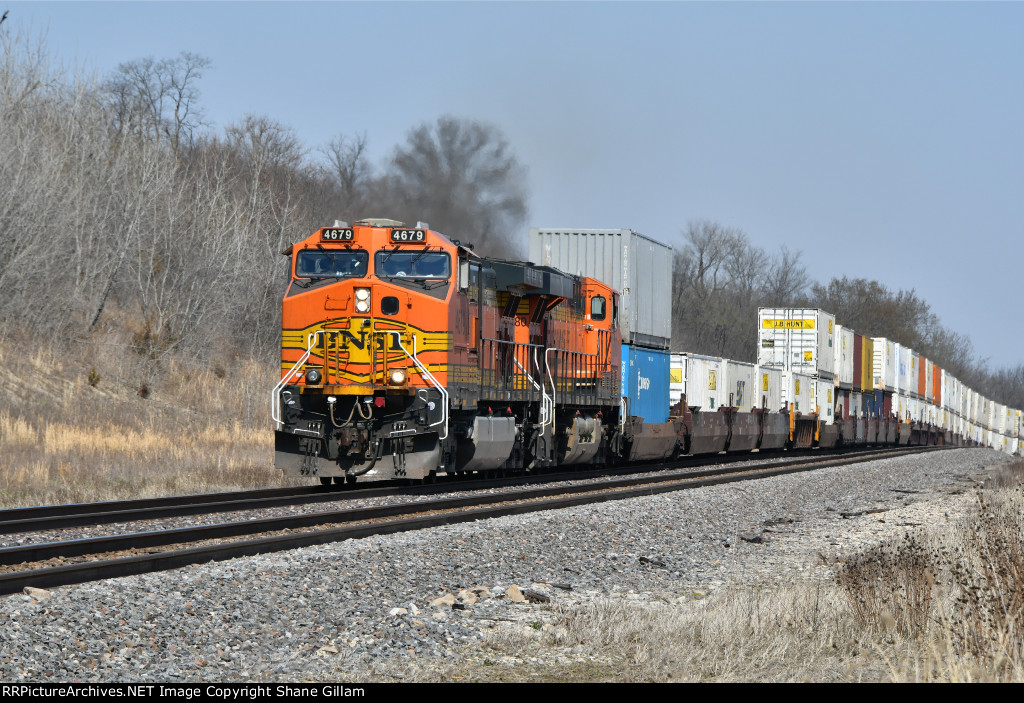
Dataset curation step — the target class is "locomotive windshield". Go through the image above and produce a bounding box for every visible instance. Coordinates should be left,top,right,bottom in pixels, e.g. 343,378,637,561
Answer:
296,250,368,278
375,250,450,279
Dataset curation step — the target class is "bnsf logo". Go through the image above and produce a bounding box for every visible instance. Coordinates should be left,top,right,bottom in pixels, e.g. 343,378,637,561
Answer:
637,373,650,391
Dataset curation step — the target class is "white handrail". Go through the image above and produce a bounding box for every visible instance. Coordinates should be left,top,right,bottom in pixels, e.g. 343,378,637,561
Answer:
531,347,553,430
517,348,551,428
272,331,321,427
392,332,449,440
545,347,558,413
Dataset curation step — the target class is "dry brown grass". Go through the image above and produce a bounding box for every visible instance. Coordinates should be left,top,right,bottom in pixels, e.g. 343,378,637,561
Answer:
0,333,288,507
473,586,894,682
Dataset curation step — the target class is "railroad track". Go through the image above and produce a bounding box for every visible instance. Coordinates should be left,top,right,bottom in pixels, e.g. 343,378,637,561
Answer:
0,444,898,534
0,446,946,595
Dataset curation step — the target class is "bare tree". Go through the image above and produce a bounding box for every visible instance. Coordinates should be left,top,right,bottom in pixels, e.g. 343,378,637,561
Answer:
320,132,371,222
383,115,528,257
671,221,811,360
673,221,750,358
220,115,314,357
102,52,210,153
762,246,807,306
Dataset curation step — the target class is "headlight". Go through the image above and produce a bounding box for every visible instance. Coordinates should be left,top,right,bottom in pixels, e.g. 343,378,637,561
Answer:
389,368,408,385
354,287,371,313
305,368,322,384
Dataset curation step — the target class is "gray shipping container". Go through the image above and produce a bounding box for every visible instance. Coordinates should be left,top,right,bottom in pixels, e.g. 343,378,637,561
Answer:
529,228,673,349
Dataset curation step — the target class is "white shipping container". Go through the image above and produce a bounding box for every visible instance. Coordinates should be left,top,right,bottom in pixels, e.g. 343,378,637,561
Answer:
816,379,836,424
724,359,758,411
1004,407,1019,438
871,338,897,391
530,228,672,349
994,403,1008,434
897,346,912,397
782,371,815,415
908,353,920,399
894,392,911,422
907,396,921,423
975,391,984,425
757,366,785,413
834,325,855,387
971,423,982,445
997,434,1012,454
671,353,727,412
940,370,951,413
757,308,836,378
953,376,963,416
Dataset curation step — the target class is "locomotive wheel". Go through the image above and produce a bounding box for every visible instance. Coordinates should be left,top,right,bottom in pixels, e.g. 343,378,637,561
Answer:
319,477,332,486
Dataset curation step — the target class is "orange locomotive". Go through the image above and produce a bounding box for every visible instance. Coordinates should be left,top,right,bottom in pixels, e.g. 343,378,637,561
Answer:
274,219,621,483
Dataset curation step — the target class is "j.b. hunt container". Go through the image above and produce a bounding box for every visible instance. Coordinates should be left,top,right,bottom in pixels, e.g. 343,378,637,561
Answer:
757,308,836,379
529,228,672,350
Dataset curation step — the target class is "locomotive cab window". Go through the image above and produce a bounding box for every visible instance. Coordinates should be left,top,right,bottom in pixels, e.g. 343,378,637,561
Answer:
296,250,368,278
590,295,607,321
375,250,451,279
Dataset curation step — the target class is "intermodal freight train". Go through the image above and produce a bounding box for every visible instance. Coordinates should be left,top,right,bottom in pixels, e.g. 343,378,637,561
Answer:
273,220,1020,484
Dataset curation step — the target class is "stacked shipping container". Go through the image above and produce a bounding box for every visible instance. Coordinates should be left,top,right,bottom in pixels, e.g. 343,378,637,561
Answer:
530,228,673,423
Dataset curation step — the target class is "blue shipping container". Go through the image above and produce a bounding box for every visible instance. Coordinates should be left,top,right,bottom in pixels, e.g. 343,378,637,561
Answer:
865,390,885,418
621,344,671,424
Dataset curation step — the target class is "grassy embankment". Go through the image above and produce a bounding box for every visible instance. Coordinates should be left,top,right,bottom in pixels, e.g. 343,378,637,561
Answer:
0,334,284,508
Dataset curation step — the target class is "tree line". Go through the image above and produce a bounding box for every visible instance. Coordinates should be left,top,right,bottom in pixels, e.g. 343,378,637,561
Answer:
1,25,1019,408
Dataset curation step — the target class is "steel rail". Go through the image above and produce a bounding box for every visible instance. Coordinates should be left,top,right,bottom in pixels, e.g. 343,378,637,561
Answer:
0,446,946,595
0,445,926,534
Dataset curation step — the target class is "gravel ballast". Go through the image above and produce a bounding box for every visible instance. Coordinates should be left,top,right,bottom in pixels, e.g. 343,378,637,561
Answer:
0,448,1013,682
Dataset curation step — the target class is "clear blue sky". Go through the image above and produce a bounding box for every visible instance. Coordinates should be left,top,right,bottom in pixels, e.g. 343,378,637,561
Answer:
7,1,1022,368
